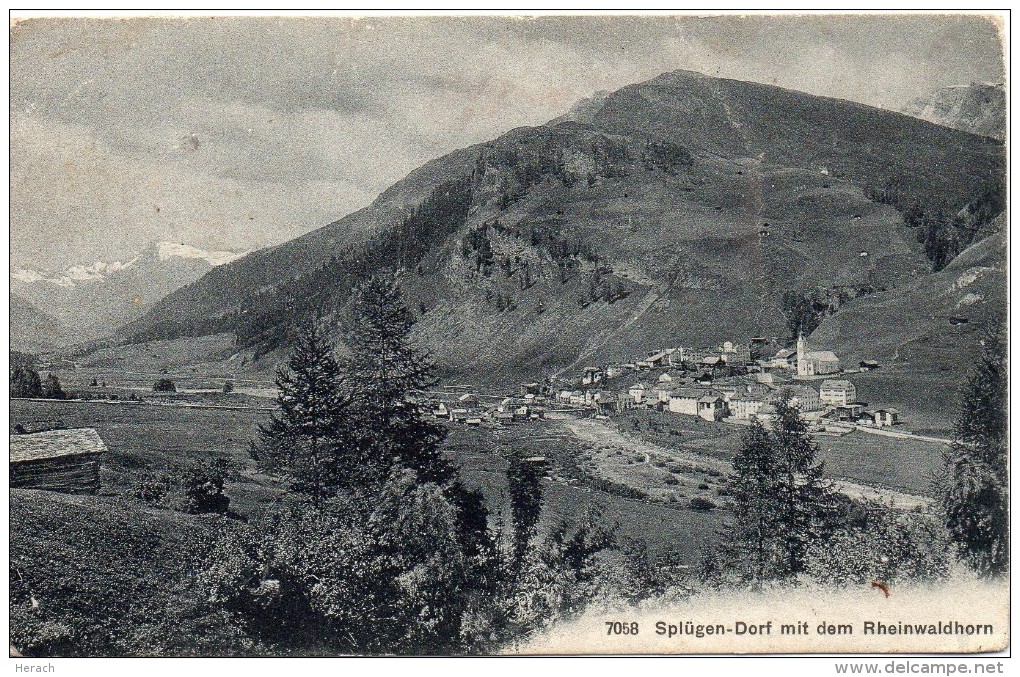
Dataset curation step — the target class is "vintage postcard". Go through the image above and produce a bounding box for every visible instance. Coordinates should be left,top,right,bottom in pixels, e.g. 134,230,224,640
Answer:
9,12,1008,660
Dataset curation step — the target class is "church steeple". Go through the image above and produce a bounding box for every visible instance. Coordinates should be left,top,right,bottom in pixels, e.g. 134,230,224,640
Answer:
796,331,807,376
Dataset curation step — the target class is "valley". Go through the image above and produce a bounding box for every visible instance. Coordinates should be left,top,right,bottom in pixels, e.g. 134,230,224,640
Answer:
10,52,1006,657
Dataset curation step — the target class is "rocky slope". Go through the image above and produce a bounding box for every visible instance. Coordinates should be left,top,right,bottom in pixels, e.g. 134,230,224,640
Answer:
902,83,1005,140
112,70,1004,389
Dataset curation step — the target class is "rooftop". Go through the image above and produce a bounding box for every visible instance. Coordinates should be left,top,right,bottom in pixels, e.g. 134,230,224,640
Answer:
10,428,108,463
821,379,854,389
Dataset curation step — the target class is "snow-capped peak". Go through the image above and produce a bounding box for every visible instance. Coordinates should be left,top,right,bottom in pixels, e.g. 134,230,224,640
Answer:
155,241,246,266
12,257,140,288
11,242,245,288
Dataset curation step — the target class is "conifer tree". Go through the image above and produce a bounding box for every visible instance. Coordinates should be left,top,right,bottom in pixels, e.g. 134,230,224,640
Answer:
942,321,1008,576
42,374,66,400
344,274,453,485
770,398,835,577
507,453,545,572
251,320,353,504
720,421,785,587
720,398,835,587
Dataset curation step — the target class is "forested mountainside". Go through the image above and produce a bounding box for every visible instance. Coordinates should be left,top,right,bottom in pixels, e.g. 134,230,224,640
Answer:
115,69,1005,384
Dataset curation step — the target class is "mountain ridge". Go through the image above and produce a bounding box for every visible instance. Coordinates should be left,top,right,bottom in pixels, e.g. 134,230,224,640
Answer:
108,69,1004,393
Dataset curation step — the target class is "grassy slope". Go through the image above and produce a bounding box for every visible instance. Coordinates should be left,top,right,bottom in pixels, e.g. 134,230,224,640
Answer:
10,488,222,655
809,230,1006,434
9,399,727,656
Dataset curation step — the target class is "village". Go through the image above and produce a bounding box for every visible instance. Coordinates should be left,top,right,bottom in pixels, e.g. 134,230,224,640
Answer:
429,334,901,437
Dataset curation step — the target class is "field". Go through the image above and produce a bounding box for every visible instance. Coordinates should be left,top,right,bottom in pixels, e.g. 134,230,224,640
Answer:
602,408,947,497
11,398,737,655
10,390,949,656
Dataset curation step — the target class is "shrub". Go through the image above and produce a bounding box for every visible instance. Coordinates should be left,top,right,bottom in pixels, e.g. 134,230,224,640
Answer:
134,474,173,505
664,477,680,486
153,378,177,393
183,460,230,515
806,505,951,586
690,497,716,512
698,482,710,490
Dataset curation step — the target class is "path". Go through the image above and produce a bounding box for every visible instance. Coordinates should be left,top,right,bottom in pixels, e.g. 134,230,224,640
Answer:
554,414,932,509
855,425,952,445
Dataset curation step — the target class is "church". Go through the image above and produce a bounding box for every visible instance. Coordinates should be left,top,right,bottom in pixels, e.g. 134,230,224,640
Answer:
796,333,841,376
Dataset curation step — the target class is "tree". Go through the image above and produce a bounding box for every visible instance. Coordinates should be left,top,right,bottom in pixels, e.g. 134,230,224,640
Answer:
718,399,836,587
942,321,1008,576
198,470,472,655
10,365,42,398
507,454,545,572
153,378,177,393
41,374,66,400
343,274,453,486
719,421,785,586
222,381,234,394
251,321,353,504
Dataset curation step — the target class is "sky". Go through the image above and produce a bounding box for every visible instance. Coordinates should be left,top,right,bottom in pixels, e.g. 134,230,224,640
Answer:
10,13,1006,271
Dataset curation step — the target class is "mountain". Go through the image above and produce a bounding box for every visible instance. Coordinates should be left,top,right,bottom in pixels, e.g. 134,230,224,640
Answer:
114,70,1005,393
901,83,1005,140
11,294,76,354
11,242,245,344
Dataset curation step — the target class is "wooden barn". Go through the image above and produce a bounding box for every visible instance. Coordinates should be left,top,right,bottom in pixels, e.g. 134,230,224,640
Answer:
10,428,108,494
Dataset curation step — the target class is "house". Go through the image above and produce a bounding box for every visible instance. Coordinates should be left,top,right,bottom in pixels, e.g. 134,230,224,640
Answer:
819,380,857,406
637,350,672,369
628,383,650,405
10,428,108,494
697,395,727,421
493,412,514,425
605,365,626,378
873,409,899,427
788,386,822,412
796,334,840,376
668,388,727,420
557,390,575,403
768,348,797,370
432,402,450,419
729,395,767,420
593,391,623,415
650,387,675,404
569,391,588,406
449,408,472,423
831,403,865,421
699,355,723,369
720,341,752,366
520,382,542,397
458,393,481,409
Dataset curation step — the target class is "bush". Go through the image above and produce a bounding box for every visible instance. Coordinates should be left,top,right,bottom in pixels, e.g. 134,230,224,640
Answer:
134,474,173,505
805,504,951,586
153,378,177,393
664,477,680,486
183,460,230,515
689,497,716,512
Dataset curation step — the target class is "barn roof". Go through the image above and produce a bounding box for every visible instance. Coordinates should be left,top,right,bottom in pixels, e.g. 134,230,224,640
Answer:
10,428,108,463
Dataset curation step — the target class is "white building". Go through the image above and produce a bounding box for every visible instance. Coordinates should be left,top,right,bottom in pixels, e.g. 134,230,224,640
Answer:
819,379,857,406
796,334,840,376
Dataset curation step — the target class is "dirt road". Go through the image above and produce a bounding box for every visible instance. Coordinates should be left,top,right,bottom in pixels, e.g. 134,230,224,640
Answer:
553,414,932,510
